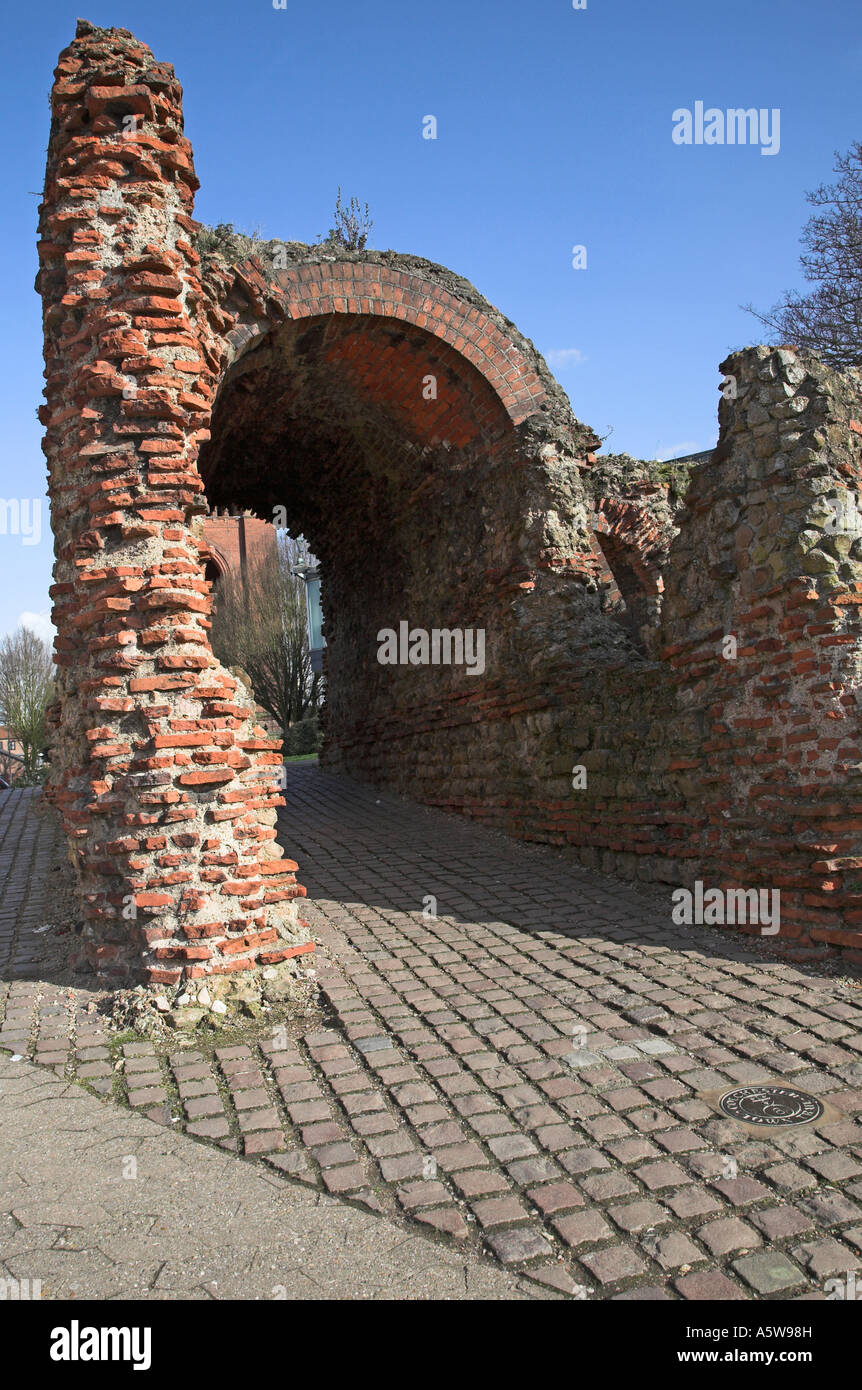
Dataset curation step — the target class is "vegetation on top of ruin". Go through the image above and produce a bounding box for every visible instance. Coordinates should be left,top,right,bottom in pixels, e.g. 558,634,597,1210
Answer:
590,452,697,507
191,225,594,451
194,189,372,263
193,222,288,263
317,188,373,252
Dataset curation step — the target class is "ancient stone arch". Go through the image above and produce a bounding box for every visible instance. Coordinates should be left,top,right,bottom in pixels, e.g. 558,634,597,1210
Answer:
593,499,666,596
36,21,600,983
592,498,667,649
37,22,862,976
220,258,549,425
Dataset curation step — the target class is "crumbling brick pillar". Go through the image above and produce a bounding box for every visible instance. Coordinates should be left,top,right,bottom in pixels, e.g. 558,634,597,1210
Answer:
36,21,312,983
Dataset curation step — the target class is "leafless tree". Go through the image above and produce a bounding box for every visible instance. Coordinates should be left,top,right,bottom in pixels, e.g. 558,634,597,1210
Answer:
0,627,54,782
209,538,321,737
745,142,862,369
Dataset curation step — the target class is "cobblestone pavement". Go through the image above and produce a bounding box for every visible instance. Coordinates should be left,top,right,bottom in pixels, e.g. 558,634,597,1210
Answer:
0,789,64,982
3,768,862,1300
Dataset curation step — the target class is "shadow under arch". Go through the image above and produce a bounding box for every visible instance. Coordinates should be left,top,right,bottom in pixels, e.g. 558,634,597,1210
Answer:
196,251,608,789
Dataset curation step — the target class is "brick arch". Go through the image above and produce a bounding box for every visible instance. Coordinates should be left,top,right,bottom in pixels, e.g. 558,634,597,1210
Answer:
592,499,666,598
199,542,228,584
208,254,553,438
591,499,668,651
32,19,608,990
194,259,575,783
237,260,545,427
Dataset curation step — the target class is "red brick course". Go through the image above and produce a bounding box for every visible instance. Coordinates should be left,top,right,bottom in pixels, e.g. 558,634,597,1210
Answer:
36,21,310,982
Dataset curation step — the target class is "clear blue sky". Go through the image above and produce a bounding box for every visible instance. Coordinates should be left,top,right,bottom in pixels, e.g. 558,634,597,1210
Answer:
1,0,858,644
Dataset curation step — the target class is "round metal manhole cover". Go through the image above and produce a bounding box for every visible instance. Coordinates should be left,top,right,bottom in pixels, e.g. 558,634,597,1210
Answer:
718,1085,824,1127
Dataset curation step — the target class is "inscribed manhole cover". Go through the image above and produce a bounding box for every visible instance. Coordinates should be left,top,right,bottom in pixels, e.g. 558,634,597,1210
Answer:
718,1085,824,1127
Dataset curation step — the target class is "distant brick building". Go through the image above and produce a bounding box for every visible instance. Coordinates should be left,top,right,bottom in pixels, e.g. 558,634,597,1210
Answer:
199,511,278,586
0,727,25,785
199,512,282,741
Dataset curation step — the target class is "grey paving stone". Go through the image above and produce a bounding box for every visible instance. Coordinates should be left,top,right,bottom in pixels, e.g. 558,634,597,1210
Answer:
732,1251,807,1295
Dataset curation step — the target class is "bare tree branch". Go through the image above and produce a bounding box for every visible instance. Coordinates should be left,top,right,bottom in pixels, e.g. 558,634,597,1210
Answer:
209,538,321,738
744,141,862,368
0,626,54,782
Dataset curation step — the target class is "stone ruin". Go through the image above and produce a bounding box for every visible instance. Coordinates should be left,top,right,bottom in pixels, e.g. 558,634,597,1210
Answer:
36,20,862,984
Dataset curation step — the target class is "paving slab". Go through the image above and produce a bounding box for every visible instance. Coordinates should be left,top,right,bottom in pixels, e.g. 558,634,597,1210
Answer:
0,1056,542,1301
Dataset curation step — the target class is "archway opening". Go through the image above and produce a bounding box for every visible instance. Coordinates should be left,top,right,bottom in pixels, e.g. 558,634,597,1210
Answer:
203,557,224,588
198,309,519,785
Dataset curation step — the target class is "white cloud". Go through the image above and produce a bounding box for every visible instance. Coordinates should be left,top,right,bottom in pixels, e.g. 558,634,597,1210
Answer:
18,611,55,646
545,348,586,369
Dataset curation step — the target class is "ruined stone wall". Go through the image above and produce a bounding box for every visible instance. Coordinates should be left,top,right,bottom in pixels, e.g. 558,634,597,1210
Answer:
583,453,693,651
36,22,311,983
37,22,862,978
660,347,862,949
323,348,862,960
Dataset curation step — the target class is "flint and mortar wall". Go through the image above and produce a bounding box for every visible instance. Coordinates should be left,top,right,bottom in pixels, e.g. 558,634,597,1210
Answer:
327,348,862,960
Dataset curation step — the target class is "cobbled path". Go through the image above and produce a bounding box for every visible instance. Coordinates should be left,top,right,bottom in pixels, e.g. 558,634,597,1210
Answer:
3,766,862,1300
